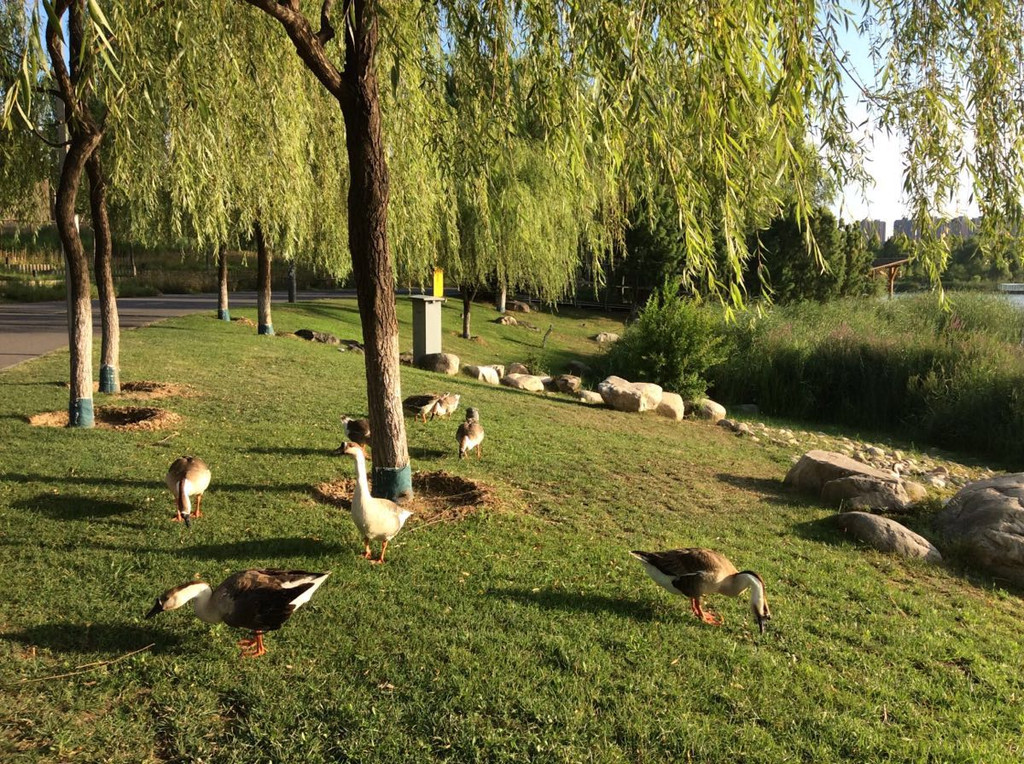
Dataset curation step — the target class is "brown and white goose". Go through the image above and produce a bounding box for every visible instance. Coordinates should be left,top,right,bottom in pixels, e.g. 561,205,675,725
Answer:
145,569,329,658
337,415,371,452
630,548,772,633
456,407,484,459
430,392,461,420
340,442,414,563
403,394,442,423
165,456,211,528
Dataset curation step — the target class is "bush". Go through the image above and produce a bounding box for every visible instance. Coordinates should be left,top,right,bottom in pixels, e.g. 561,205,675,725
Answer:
601,292,729,398
709,294,1024,466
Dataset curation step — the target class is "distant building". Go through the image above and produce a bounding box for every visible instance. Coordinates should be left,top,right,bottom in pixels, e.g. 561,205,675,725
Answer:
892,217,917,240
891,215,976,241
858,219,886,243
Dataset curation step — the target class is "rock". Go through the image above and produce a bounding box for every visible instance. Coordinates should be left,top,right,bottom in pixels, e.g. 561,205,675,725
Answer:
500,373,546,392
717,418,736,430
341,339,365,354
295,329,340,345
785,450,927,512
834,511,942,562
735,422,752,435
507,362,530,375
575,390,604,405
553,374,582,394
820,475,920,513
417,353,460,375
494,315,518,326
508,300,532,313
656,392,685,421
688,398,727,423
732,403,759,415
936,473,1024,585
597,375,663,413
593,332,620,343
567,360,592,377
399,352,414,366
463,365,501,385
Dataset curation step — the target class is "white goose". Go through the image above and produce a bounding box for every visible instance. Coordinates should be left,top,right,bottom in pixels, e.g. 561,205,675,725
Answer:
165,456,211,528
340,442,414,563
145,569,330,657
630,548,772,633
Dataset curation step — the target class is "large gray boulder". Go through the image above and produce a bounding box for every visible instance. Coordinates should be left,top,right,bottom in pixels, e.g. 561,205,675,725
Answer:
507,362,530,375
463,364,502,385
417,352,460,375
593,332,620,343
786,450,927,512
553,374,582,394
501,373,546,393
936,473,1024,586
575,390,604,405
834,511,942,562
597,376,663,413
295,329,340,345
688,398,727,423
656,392,686,421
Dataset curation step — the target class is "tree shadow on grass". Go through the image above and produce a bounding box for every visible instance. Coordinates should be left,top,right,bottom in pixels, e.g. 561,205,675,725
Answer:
715,472,816,508
791,515,847,547
488,586,660,622
12,493,137,520
246,446,333,457
156,536,347,562
1,622,183,655
409,446,448,460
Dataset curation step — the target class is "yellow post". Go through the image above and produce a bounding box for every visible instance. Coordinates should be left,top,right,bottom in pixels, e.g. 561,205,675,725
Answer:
432,267,444,297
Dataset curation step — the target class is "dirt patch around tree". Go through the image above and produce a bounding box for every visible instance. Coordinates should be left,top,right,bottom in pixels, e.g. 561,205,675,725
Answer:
118,381,195,400
27,406,183,431
315,470,493,524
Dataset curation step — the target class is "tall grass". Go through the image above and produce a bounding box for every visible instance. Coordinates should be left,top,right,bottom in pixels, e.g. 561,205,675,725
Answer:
709,294,1024,467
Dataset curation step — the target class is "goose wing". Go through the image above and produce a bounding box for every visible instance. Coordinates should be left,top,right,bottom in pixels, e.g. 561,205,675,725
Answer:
630,548,737,597
217,569,328,632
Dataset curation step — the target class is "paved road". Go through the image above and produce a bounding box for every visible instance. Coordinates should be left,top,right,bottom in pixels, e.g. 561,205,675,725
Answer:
0,291,344,371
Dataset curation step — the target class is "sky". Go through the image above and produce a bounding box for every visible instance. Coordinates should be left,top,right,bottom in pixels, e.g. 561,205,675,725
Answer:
831,21,980,236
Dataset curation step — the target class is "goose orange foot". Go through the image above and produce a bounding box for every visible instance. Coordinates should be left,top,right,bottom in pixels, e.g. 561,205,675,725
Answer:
238,632,266,658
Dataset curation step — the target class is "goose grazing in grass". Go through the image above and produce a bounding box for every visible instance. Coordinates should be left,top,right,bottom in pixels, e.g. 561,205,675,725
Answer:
456,407,485,459
403,393,442,423
340,442,414,563
165,456,211,528
630,548,772,633
430,392,461,420
145,569,330,658
337,415,371,452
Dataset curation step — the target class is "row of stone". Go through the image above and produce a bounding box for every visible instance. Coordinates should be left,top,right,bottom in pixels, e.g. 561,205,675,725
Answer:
786,450,1024,587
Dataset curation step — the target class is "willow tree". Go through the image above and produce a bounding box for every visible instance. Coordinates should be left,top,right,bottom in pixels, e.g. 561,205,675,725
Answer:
110,3,350,335
2,1,127,421
141,0,1021,494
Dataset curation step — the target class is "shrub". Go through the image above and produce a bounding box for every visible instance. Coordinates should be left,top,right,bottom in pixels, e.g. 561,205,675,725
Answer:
601,292,729,398
709,294,1024,466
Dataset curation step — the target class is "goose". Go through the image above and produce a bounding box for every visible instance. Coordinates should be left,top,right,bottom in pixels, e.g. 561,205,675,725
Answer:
145,569,329,657
340,442,414,563
403,393,442,423
430,392,461,420
165,456,211,528
336,415,371,452
630,548,771,633
456,407,485,459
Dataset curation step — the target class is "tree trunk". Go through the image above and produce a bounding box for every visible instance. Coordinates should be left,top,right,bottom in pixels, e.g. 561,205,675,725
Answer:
254,220,274,335
57,133,101,426
239,0,411,499
287,260,297,303
497,285,507,314
461,286,473,339
87,151,120,394
217,244,230,320
340,4,411,500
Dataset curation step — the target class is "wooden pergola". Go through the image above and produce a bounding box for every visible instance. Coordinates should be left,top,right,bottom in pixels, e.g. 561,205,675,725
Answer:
869,257,910,298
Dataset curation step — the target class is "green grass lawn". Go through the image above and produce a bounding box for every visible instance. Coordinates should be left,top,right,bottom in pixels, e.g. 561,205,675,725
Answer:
1,298,1021,762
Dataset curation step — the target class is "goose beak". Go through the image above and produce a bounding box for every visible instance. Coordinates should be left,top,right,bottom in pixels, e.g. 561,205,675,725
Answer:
145,599,163,619
183,513,192,529
756,610,771,634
